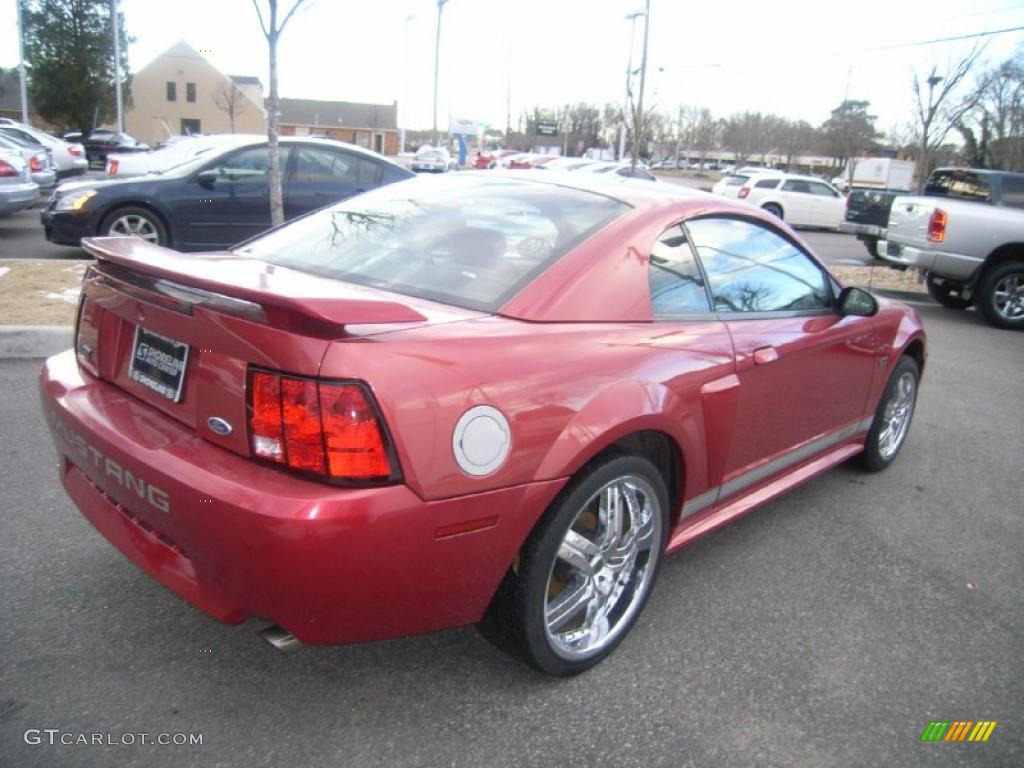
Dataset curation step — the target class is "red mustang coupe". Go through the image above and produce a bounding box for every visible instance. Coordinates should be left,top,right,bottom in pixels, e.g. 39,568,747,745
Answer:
40,172,925,676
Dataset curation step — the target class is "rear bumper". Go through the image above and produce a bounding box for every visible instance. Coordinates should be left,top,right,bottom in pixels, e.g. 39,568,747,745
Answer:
0,181,39,215
40,351,565,645
839,221,883,238
877,239,981,281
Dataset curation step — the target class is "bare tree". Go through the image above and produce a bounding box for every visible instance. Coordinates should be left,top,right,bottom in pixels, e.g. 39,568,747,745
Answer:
212,82,247,132
911,47,984,192
252,0,310,227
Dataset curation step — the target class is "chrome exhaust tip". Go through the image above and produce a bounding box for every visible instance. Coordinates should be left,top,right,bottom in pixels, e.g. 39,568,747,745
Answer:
260,624,302,654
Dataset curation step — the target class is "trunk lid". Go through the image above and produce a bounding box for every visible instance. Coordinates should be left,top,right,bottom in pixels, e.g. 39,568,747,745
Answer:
845,187,898,228
76,236,481,459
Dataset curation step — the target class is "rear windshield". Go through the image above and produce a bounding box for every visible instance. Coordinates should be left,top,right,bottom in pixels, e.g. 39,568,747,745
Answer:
724,175,748,186
924,170,991,202
237,175,630,312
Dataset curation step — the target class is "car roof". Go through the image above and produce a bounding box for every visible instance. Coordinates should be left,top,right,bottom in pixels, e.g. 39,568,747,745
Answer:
484,169,712,208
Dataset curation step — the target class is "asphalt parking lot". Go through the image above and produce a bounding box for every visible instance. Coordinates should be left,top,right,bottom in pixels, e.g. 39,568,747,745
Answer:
1,297,1021,767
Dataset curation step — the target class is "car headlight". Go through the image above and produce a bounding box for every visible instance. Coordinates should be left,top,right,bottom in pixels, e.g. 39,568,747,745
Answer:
54,189,97,211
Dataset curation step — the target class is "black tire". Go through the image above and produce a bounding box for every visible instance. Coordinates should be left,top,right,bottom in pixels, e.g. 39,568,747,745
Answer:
925,274,972,310
975,260,1024,330
101,205,169,246
861,237,879,259
478,453,669,676
762,203,783,220
858,356,919,472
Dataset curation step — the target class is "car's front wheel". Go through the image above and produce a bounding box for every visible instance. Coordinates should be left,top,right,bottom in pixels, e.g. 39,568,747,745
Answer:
858,355,919,472
102,206,168,246
762,203,783,220
479,454,669,676
925,274,972,310
976,260,1024,330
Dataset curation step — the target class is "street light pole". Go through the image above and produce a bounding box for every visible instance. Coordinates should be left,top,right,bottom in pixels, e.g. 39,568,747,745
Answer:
631,0,651,174
111,0,124,132
432,0,449,147
16,0,29,123
617,11,644,162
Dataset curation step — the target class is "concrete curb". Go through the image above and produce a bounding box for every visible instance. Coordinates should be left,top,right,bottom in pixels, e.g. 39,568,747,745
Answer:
0,325,73,359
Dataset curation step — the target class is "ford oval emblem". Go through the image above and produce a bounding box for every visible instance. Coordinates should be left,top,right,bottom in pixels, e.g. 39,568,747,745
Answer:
207,417,233,436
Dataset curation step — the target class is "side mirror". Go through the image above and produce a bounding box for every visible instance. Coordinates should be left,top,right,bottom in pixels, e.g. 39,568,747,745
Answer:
196,169,218,187
838,286,879,317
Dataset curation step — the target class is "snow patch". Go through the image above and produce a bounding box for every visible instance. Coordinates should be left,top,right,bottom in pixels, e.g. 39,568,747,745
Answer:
43,288,82,304
0,267,9,279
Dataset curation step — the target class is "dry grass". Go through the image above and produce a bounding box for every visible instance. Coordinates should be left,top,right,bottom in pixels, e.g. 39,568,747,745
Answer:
0,259,92,325
832,265,926,294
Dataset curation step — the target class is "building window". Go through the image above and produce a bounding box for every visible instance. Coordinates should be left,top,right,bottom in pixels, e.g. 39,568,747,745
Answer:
180,118,201,135
166,82,177,102
186,82,196,102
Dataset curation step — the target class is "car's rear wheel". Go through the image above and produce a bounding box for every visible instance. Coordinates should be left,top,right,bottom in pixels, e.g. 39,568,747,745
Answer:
479,454,668,676
861,236,879,259
925,274,971,310
102,206,168,246
762,203,783,220
858,356,919,472
976,261,1024,330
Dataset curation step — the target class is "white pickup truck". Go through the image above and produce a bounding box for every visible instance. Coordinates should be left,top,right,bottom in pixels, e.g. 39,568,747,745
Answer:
879,168,1024,330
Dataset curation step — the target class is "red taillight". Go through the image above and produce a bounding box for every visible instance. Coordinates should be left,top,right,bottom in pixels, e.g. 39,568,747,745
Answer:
738,187,750,199
0,159,17,177
30,154,42,172
248,370,394,482
68,144,83,156
107,158,119,175
927,208,947,243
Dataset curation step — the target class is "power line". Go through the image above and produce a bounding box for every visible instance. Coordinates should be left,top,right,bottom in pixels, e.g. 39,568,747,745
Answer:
859,24,1024,54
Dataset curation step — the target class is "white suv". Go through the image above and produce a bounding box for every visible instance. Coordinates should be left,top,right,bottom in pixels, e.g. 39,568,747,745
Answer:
711,169,783,199
736,173,846,229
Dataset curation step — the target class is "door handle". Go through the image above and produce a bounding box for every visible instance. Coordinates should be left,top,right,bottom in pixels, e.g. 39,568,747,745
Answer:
753,346,778,365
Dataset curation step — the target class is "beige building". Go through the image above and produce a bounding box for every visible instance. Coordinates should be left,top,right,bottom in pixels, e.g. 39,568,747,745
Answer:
278,98,400,156
121,41,266,145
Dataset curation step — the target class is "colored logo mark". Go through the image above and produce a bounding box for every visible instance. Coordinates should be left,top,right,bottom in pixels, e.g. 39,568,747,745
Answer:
920,721,997,742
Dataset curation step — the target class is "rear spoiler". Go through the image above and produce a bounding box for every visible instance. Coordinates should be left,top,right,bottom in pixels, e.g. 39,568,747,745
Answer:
82,236,427,328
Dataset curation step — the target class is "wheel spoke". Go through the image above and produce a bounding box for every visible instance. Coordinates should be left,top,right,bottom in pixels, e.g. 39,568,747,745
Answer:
558,531,598,576
546,578,595,632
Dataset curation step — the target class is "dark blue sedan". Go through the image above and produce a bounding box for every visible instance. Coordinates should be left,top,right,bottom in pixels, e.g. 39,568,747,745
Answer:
41,137,413,251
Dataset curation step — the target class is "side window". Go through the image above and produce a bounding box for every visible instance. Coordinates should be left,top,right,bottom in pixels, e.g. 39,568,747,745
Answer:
186,82,197,103
355,157,383,185
781,179,812,194
685,217,832,313
648,225,711,316
808,181,839,197
998,175,1024,209
166,82,176,102
215,146,290,181
754,178,780,189
294,147,357,183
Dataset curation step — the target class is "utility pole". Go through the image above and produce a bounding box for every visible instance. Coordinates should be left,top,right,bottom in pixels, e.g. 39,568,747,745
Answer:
16,0,29,123
919,72,943,193
400,14,413,154
111,0,124,132
631,0,651,174
432,0,449,147
505,34,512,143
618,11,644,162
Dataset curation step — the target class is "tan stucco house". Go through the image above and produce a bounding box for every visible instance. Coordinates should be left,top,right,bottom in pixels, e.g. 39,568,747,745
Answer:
120,41,266,145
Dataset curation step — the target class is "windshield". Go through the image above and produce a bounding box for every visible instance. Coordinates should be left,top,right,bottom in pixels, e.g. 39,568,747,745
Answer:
237,175,630,312
924,170,991,202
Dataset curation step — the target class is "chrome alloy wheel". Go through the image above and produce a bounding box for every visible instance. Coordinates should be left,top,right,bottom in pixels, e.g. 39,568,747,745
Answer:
878,371,916,460
992,273,1024,320
108,213,160,242
544,475,662,660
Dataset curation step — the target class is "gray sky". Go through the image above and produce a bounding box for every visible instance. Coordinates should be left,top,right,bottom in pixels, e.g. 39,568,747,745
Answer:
3,0,1023,135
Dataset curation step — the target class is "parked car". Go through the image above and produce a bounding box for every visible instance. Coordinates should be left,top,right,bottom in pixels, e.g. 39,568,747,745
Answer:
105,134,254,178
539,157,597,171
411,146,457,172
41,171,925,675
507,154,556,170
79,129,150,169
839,158,916,257
41,137,413,251
879,167,1024,329
0,150,39,216
0,122,87,178
578,161,658,181
473,148,519,169
736,173,846,229
0,133,56,190
710,170,782,199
